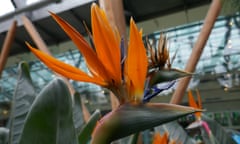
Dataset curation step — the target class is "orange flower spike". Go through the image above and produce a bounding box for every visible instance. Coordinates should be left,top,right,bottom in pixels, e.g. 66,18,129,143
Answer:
26,43,106,86
188,90,198,109
161,132,169,144
152,132,162,144
188,90,202,119
125,18,148,102
91,4,121,86
49,12,107,82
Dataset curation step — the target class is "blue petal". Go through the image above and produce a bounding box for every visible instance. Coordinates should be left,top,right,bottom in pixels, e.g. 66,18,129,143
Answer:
120,37,126,80
143,80,176,103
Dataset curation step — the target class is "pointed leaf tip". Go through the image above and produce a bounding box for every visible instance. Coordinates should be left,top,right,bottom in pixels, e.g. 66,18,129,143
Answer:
126,16,148,101
148,68,192,87
91,103,201,143
188,90,202,119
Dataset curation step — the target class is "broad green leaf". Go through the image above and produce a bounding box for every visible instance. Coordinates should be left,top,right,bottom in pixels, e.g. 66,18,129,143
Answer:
72,92,84,134
19,78,78,144
148,68,192,87
91,103,201,144
78,109,101,144
9,62,36,144
155,121,196,144
0,127,9,144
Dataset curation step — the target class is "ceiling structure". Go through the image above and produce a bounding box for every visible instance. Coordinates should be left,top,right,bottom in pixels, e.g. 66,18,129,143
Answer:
1,0,240,116
0,0,211,56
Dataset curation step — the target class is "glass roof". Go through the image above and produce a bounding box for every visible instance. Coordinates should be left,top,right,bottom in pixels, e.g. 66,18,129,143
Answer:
0,0,46,17
26,0,42,5
1,13,240,102
0,1,14,16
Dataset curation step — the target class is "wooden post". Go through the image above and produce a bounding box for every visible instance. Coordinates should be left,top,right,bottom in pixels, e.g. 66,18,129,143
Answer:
99,0,127,48
21,16,52,55
111,0,127,48
170,0,222,104
81,99,91,122
0,21,17,77
110,92,120,109
99,0,114,25
21,16,91,121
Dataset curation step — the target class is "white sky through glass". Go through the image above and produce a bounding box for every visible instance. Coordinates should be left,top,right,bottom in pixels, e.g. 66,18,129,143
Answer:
0,0,41,16
0,1,14,16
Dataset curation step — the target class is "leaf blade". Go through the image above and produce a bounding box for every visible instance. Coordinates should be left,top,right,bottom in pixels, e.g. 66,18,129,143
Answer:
72,92,84,135
9,62,36,144
78,109,101,144
19,78,78,144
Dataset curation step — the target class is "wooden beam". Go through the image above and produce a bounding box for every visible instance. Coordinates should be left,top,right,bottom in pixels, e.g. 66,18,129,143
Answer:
111,0,127,48
170,0,222,104
81,99,91,122
99,0,127,48
99,0,114,25
0,21,17,77
21,16,52,55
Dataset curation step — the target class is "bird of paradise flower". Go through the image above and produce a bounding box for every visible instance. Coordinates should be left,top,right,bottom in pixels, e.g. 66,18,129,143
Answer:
27,3,147,104
26,3,200,144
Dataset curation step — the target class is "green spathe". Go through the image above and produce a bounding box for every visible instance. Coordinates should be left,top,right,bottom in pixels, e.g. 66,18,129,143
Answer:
92,103,201,144
148,68,192,87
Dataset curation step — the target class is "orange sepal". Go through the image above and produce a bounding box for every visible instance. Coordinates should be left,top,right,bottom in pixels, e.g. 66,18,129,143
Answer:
196,89,202,109
161,132,169,144
188,90,201,119
125,18,148,102
49,12,108,81
152,132,168,144
91,4,121,85
152,132,162,144
26,43,107,86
